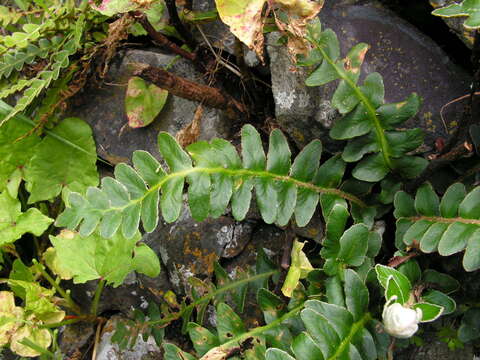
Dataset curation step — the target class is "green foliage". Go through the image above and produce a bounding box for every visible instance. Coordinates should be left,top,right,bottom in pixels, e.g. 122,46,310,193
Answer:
0,0,107,128
394,183,480,271
57,124,364,239
111,255,278,350
48,229,159,287
458,308,480,342
0,191,53,247
125,76,168,128
301,20,428,182
432,0,480,29
24,117,98,203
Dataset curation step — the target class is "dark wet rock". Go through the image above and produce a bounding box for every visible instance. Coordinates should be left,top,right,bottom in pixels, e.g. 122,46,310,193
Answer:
394,329,475,360
267,1,471,151
68,49,231,163
59,321,94,357
145,206,255,293
96,316,162,360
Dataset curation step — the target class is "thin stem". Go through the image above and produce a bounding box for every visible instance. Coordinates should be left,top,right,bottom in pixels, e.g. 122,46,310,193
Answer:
147,270,279,326
327,312,372,360
40,316,93,329
91,279,106,316
34,261,82,315
205,304,304,356
96,166,366,222
404,216,480,226
314,42,393,169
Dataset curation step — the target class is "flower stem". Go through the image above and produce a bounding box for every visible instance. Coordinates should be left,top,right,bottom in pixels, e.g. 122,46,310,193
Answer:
91,279,106,316
34,260,82,315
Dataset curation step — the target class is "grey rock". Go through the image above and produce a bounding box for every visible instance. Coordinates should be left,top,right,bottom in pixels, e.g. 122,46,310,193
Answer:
96,316,162,360
144,206,255,293
267,1,471,150
394,331,475,360
59,321,94,356
68,49,231,163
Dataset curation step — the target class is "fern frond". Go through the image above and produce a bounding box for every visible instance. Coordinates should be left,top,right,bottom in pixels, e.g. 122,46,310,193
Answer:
56,125,365,239
394,183,480,271
0,42,52,79
303,20,428,182
0,38,79,127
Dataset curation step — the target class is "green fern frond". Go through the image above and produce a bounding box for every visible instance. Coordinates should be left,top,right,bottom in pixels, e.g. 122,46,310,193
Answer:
302,20,428,182
56,125,365,239
394,183,480,271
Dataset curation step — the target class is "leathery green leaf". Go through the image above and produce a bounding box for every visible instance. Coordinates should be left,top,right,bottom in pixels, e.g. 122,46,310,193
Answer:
114,163,147,199
344,269,369,320
332,80,360,114
266,348,296,360
438,222,476,256
50,229,142,287
360,72,384,107
440,183,466,218
459,186,480,218
463,229,480,271
216,302,245,343
276,182,297,226
375,264,411,304
306,59,339,86
403,219,432,246
313,154,346,187
393,191,416,218
337,224,369,266
386,275,407,304
305,300,353,339
132,150,165,187
294,188,319,227
209,173,233,218
301,308,340,359
292,332,324,360
231,177,254,221
422,290,456,315
141,190,159,233
352,153,389,182
255,178,278,224
161,177,184,223
242,124,265,170
377,93,421,128
267,129,291,175
163,343,197,360
419,222,448,253
125,76,168,128
415,183,440,216
290,139,322,181
158,132,192,172
24,117,98,203
0,191,53,246
187,323,219,356
413,302,443,322
187,172,211,221
330,103,373,140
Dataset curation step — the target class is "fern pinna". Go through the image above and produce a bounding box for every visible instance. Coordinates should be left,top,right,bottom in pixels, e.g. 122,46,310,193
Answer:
302,20,428,182
56,125,365,239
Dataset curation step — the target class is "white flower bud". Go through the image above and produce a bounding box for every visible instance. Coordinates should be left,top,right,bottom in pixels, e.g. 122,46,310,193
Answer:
382,302,422,339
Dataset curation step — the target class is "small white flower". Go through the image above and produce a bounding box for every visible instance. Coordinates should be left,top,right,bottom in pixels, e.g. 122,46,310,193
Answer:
382,301,422,339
